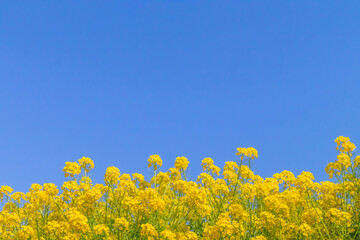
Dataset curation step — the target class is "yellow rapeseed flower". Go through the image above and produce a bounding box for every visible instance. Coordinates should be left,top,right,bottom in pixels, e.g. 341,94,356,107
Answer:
236,147,258,159
63,161,81,178
1,136,359,240
140,223,158,240
148,154,162,170
174,156,189,171
104,166,120,185
78,156,94,172
114,217,129,232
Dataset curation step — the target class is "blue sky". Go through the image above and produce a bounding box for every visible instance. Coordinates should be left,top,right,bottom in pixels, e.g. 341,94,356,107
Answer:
1,1,360,193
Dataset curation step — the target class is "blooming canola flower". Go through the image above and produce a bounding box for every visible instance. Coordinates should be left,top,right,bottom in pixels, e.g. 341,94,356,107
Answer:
0,137,359,239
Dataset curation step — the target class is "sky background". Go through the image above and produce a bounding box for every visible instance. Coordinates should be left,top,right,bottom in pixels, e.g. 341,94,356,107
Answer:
1,1,360,193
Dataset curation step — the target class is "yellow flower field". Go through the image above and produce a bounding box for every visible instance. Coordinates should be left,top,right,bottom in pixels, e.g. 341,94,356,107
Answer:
1,136,360,239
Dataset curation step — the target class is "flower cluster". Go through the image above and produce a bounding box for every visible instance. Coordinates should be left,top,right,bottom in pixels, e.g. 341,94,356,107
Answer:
1,137,360,239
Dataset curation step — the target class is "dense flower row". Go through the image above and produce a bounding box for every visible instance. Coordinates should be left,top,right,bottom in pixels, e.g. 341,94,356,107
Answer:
1,136,360,239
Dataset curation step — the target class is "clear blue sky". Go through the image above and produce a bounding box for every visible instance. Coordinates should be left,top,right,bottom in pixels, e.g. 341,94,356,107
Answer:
1,1,360,193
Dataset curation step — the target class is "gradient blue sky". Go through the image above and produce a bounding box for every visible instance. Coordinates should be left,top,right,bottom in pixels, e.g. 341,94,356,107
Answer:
1,1,360,193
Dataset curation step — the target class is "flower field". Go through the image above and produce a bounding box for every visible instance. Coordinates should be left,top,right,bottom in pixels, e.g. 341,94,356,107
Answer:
1,136,360,240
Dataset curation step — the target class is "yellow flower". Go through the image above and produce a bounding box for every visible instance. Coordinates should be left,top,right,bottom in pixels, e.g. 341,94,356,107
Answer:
43,183,59,196
132,173,145,183
215,213,235,236
325,208,352,226
29,183,42,192
114,217,129,232
1,136,360,240
295,171,315,190
336,153,351,169
258,211,277,228
15,226,35,240
354,155,360,168
0,185,13,202
273,170,296,188
197,173,215,186
203,225,220,240
140,223,158,240
302,208,322,225
78,156,94,172
229,204,249,221
174,156,189,171
10,192,26,203
335,136,350,145
93,224,110,236
335,136,356,153
63,161,81,177
209,164,221,176
236,147,258,159
251,236,267,240
160,229,176,240
299,223,313,238
148,154,162,170
104,166,120,185
44,221,70,236
201,158,220,176
65,208,90,234
201,158,214,171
